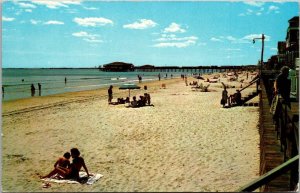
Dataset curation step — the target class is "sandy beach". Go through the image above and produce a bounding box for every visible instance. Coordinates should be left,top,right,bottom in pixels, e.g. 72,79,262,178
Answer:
2,73,260,192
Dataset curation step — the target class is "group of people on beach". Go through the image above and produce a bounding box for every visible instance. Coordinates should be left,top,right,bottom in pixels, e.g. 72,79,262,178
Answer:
220,66,292,108
28,77,68,98
108,85,152,107
221,87,242,107
40,148,90,182
129,94,151,108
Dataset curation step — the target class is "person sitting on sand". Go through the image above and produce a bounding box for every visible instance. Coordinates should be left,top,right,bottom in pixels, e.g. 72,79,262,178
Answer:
41,148,91,181
131,96,138,107
144,93,150,105
234,90,242,106
118,97,125,104
137,95,146,107
40,152,71,178
146,93,151,106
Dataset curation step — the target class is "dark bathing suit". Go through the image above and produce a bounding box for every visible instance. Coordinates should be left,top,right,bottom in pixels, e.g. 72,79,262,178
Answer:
65,158,80,180
65,164,79,179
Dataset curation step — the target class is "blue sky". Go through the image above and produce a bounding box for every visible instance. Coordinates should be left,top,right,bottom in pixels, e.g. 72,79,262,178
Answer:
2,0,299,68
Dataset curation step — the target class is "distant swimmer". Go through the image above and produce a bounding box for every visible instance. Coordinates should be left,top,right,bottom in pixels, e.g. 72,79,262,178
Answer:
65,77,67,84
38,83,41,96
22,79,24,82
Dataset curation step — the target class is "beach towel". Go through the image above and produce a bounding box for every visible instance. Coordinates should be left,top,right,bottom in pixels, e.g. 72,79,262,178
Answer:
41,171,103,185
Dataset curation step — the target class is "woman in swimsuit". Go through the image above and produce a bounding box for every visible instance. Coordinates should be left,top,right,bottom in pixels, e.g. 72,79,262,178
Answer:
41,148,90,181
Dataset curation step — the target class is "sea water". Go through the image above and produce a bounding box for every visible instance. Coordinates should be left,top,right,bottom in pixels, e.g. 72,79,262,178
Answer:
2,68,206,101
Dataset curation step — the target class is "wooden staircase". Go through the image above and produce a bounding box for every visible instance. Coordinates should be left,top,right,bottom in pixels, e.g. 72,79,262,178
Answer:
231,77,260,107
241,90,260,106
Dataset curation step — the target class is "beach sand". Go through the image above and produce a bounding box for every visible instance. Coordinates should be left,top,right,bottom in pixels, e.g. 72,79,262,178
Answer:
2,73,260,192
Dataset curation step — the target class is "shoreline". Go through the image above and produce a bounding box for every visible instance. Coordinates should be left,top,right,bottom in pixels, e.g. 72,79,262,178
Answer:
2,77,183,115
2,72,260,191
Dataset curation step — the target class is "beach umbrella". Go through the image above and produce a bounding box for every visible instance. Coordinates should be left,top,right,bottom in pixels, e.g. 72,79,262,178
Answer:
119,83,141,98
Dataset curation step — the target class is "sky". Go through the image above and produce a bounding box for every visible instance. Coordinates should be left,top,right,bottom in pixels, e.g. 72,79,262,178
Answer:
2,0,299,68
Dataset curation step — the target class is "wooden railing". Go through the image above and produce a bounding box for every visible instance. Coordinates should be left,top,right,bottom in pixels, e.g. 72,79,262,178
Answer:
237,155,299,192
239,77,260,93
237,79,299,192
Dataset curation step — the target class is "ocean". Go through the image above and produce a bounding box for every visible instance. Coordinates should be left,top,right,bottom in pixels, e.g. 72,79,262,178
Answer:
2,68,208,101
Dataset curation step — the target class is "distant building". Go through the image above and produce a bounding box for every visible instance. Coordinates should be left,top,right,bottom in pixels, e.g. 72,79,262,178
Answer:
100,62,134,72
285,16,299,69
266,55,279,70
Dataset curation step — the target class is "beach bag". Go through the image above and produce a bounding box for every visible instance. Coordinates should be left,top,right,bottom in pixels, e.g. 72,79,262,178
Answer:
270,94,279,115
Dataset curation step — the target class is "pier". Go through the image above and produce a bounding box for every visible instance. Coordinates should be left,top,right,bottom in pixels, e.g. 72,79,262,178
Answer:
134,65,257,74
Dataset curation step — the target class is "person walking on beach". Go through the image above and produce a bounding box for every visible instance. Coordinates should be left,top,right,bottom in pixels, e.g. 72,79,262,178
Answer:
38,83,41,96
108,85,113,104
158,73,161,81
31,84,36,97
2,86,4,98
65,77,67,84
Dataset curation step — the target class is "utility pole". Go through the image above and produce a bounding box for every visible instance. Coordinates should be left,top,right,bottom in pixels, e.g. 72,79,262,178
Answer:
253,33,265,77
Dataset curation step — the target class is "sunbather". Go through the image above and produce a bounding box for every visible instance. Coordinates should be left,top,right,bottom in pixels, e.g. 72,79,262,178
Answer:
41,148,91,181
40,152,71,179
131,96,138,107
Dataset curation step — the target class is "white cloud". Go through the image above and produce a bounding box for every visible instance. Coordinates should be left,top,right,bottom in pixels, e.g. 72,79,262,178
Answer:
153,34,198,48
153,41,195,48
44,20,64,25
226,48,241,51
239,5,266,16
244,1,265,7
17,2,37,8
62,1,81,5
31,0,80,9
210,37,222,42
242,34,271,42
209,34,270,44
156,34,198,42
74,17,113,27
72,31,102,43
269,5,279,11
164,23,186,33
267,5,280,14
83,6,98,10
123,19,157,29
30,19,40,25
2,17,15,22
226,36,236,41
31,1,68,9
